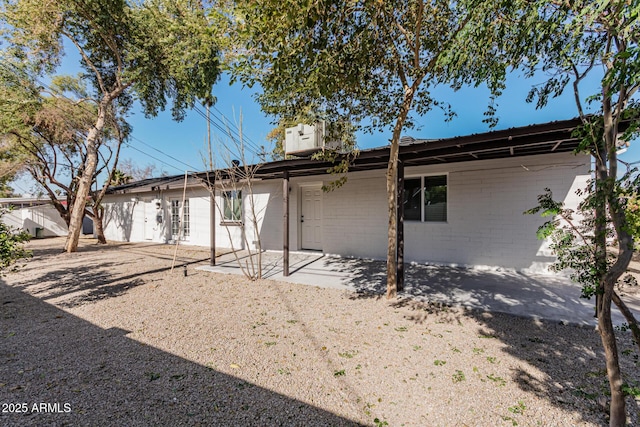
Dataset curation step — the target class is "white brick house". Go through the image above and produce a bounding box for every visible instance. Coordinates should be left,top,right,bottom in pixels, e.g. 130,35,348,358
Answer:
102,118,590,274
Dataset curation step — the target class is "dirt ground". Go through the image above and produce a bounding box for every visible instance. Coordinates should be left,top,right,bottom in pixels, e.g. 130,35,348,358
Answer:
1,237,639,426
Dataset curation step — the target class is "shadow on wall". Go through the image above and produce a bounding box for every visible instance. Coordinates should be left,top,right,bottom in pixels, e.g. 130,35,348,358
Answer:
528,172,591,272
0,280,363,427
23,218,46,237
104,200,135,242
525,175,589,273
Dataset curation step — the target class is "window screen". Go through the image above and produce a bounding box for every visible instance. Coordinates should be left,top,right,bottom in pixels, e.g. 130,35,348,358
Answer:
223,190,242,222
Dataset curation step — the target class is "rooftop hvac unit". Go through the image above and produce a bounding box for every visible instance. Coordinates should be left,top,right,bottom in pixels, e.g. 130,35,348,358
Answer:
284,122,342,156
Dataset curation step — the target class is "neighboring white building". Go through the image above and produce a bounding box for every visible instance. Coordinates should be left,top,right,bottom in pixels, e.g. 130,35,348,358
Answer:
102,118,590,274
0,198,69,237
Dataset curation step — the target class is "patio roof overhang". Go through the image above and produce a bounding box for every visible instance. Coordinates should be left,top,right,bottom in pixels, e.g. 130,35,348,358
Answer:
107,117,586,195
205,117,584,281
204,117,586,182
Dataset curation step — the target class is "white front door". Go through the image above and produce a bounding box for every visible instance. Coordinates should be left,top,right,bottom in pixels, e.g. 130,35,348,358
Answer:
301,185,323,250
144,202,155,240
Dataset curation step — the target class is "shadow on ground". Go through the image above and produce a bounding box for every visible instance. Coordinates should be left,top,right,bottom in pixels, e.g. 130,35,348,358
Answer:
9,240,210,308
329,257,640,424
0,281,362,427
381,294,640,425
8,240,639,425
216,252,640,424
473,310,640,425
323,256,610,325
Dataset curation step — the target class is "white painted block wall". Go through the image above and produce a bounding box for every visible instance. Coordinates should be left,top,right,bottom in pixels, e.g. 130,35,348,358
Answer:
240,181,283,251
319,152,590,271
321,173,389,258
29,205,68,237
103,183,281,251
2,208,23,230
104,187,213,246
103,194,141,242
102,151,589,272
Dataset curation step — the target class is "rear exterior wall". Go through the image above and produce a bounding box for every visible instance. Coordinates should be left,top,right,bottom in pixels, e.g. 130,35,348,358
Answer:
102,152,589,272
314,152,589,271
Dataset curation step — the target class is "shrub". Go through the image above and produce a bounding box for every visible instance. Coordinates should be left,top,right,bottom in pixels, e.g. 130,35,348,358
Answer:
0,207,31,274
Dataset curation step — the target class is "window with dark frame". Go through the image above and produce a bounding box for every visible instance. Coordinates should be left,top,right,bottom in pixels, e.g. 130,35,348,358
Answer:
223,190,242,222
402,175,447,222
424,175,447,222
403,178,422,221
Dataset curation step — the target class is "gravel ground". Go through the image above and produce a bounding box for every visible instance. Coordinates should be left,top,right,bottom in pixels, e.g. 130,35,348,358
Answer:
1,237,639,426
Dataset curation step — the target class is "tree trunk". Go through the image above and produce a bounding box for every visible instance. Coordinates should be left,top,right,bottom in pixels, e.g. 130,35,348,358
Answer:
598,282,627,427
612,291,640,355
94,218,106,244
386,86,415,299
386,148,398,298
89,207,107,245
594,149,627,426
64,103,108,253
54,204,71,228
90,119,125,247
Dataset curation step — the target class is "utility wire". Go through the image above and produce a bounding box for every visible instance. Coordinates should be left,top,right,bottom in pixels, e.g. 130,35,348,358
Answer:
211,103,265,152
2,58,270,171
0,60,197,173
123,142,186,173
190,106,242,160
127,134,197,170
1,57,272,173
191,105,248,158
192,104,266,159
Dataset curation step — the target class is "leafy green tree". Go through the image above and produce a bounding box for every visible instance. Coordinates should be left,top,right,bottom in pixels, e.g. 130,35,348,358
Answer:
0,169,19,197
1,71,96,226
0,207,30,274
109,169,133,186
0,181,15,198
1,0,222,252
0,67,35,194
0,137,22,197
514,2,639,424
87,115,129,244
625,194,640,246
0,70,126,244
232,1,638,421
231,0,513,298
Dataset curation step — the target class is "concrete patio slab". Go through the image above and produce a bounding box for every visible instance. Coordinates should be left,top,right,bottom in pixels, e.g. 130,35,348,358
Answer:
198,250,640,327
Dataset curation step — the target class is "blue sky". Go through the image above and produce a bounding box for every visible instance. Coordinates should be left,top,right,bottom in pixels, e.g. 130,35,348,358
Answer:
117,68,639,174
11,49,640,195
